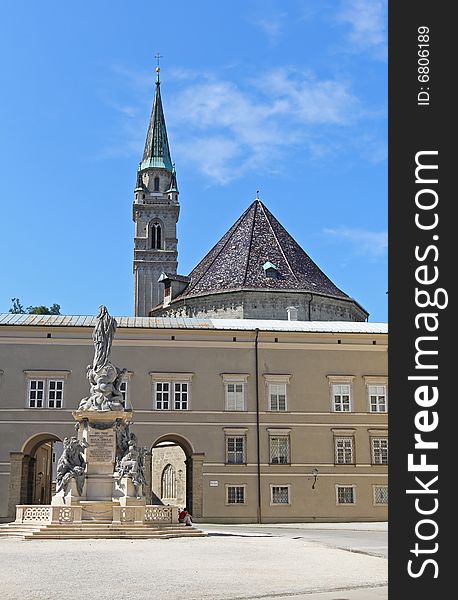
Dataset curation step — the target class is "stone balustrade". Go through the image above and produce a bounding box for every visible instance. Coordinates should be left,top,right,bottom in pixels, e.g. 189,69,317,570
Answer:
15,504,179,525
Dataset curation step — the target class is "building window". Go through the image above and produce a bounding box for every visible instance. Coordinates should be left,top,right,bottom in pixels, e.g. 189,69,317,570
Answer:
154,176,160,191
226,436,246,464
155,382,170,409
28,380,45,408
374,485,389,505
47,380,64,409
269,435,290,464
151,222,162,249
271,485,290,505
368,385,387,413
332,384,352,412
222,374,249,411
269,383,287,411
151,374,193,410
226,382,245,411
174,382,188,410
334,437,354,464
161,464,176,499
372,438,388,464
227,485,246,504
336,485,356,505
28,379,64,409
119,380,128,404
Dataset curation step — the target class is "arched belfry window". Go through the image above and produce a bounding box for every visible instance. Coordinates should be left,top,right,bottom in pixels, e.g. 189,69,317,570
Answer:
151,222,162,249
154,176,160,192
161,464,176,499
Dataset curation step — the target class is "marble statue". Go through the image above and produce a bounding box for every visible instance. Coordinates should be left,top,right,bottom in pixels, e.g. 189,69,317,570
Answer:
115,440,147,498
56,437,88,497
78,306,128,412
115,421,138,464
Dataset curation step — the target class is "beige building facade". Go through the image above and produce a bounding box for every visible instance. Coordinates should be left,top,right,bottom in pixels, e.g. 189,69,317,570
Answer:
0,314,387,523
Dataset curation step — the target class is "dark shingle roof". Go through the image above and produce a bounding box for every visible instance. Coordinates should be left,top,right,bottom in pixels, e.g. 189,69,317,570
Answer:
175,200,349,300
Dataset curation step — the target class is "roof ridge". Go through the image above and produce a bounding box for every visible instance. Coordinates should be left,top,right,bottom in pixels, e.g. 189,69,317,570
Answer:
187,202,256,291
259,202,299,284
242,201,259,286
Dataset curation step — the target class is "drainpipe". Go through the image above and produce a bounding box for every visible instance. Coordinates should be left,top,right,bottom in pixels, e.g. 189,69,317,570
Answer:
254,328,262,524
308,293,313,320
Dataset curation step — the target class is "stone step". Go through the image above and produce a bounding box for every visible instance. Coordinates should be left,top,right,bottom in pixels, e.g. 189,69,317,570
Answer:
23,532,207,540
0,522,207,540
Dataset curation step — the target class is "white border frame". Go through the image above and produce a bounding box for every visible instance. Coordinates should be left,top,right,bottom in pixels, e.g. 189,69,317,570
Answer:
225,483,247,505
335,484,357,505
270,483,292,506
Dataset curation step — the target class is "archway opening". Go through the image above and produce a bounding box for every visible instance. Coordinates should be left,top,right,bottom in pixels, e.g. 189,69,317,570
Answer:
21,433,63,505
151,435,192,512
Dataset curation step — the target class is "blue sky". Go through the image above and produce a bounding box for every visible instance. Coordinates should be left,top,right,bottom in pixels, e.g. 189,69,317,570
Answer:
0,0,387,321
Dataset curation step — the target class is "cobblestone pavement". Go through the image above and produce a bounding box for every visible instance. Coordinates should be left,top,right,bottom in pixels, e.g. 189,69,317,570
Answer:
0,525,387,600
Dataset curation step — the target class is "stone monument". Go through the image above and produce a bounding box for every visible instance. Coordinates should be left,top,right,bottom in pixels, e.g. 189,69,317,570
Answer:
50,305,149,522
4,306,207,538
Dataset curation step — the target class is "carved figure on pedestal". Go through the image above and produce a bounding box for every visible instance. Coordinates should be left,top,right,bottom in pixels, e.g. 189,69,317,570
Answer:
114,441,147,498
78,306,128,412
115,421,138,463
55,437,88,497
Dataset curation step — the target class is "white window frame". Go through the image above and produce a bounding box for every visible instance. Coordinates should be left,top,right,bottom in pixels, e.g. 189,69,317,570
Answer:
225,435,246,464
334,437,354,464
226,484,246,505
155,381,170,410
373,485,389,506
47,379,64,409
28,379,46,408
222,374,249,411
364,377,388,413
24,371,70,409
119,370,134,409
371,437,389,465
335,485,356,505
327,376,354,412
270,484,291,506
264,374,291,412
269,435,291,464
150,373,193,411
173,381,189,410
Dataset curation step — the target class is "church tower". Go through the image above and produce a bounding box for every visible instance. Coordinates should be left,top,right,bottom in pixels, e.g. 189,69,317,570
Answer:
133,64,180,316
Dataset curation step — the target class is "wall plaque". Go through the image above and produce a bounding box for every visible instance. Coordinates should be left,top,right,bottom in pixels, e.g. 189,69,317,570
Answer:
87,428,115,463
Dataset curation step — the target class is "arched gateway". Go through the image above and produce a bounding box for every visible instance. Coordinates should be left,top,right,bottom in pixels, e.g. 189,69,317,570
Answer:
151,434,204,518
7,433,63,518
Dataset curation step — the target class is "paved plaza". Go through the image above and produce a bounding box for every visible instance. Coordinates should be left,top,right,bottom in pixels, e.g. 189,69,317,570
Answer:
0,523,387,600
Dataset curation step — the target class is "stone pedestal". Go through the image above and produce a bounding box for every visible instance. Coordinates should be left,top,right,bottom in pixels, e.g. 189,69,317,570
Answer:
51,478,85,506
75,410,132,510
113,477,145,506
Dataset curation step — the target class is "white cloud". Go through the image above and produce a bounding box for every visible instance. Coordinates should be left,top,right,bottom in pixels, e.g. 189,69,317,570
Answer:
338,0,387,60
168,70,362,183
324,227,387,258
252,12,287,43
100,64,384,184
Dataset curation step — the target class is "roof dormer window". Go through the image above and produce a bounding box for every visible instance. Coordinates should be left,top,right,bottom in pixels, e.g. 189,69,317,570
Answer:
263,261,279,279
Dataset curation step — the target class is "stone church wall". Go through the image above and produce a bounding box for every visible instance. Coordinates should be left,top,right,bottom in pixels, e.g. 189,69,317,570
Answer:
154,290,367,322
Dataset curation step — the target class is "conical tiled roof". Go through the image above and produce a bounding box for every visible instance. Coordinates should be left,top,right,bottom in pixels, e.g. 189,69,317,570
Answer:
141,74,173,171
177,200,349,300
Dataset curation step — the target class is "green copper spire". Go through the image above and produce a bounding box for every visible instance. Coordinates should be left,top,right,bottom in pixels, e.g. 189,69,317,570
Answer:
141,65,173,172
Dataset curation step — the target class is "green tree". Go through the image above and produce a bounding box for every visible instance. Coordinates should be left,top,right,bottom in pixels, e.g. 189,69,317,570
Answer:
9,298,25,314
8,298,61,315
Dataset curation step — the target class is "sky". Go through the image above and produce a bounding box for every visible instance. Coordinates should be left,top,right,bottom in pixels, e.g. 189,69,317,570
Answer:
0,0,387,321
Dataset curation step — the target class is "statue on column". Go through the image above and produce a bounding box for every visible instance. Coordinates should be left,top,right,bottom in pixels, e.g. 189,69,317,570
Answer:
78,306,127,412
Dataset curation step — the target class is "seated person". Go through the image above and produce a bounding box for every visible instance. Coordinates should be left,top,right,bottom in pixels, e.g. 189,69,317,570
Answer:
178,507,193,526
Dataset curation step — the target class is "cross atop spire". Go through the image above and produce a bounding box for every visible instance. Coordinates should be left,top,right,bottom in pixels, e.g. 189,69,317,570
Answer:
141,59,173,172
155,52,163,83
